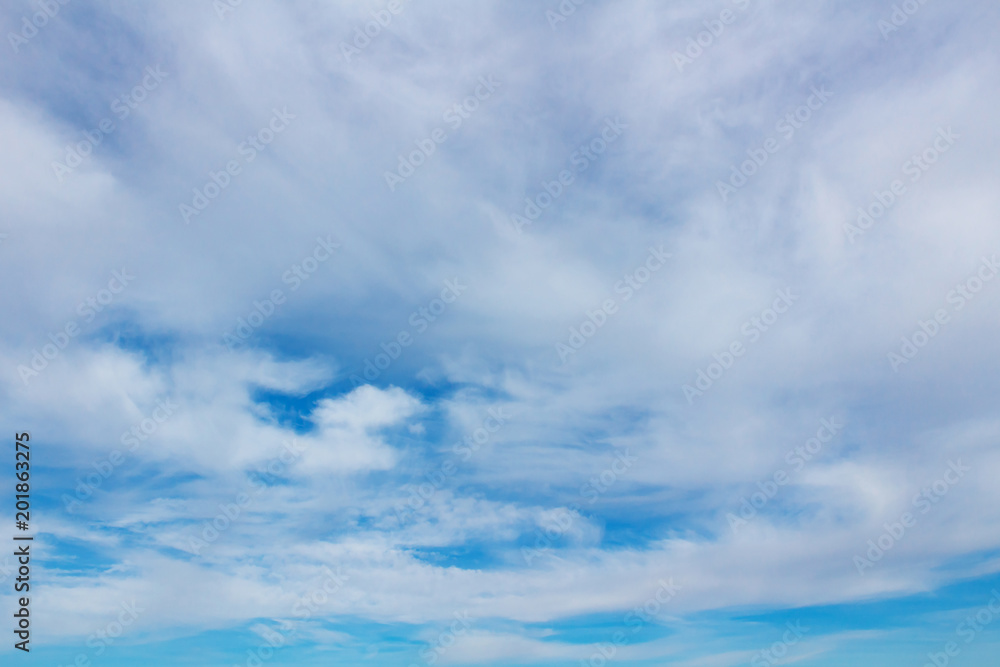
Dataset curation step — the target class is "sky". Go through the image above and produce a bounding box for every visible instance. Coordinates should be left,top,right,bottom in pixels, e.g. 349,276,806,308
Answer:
2,0,1000,665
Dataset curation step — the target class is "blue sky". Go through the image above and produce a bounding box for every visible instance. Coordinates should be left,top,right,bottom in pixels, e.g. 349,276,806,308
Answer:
2,0,1000,664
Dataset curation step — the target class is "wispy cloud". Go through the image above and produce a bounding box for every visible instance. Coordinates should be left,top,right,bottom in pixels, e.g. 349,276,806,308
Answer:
2,0,999,664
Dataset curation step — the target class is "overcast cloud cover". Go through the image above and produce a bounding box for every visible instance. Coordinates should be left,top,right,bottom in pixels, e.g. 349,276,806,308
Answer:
2,0,1000,665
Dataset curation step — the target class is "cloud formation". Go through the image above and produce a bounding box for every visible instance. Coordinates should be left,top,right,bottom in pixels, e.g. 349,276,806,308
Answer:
1,0,999,664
